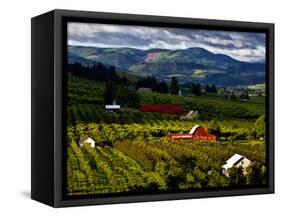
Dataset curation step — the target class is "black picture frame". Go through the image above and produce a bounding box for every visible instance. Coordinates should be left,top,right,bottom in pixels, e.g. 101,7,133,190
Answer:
31,9,274,207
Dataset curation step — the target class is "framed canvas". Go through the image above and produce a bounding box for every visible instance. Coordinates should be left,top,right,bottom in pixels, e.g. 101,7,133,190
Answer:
31,9,274,207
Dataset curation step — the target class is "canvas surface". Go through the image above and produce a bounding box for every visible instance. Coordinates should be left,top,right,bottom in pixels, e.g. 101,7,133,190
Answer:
65,22,267,197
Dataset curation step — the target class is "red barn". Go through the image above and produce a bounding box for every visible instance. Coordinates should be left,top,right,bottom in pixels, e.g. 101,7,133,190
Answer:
168,125,217,141
140,105,183,115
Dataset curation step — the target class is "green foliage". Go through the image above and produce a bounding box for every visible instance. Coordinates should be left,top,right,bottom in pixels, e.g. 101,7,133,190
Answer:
205,84,217,93
67,142,96,194
230,92,237,100
228,166,246,187
210,84,217,93
170,77,179,95
136,76,168,93
205,84,210,93
68,62,120,82
255,115,266,138
240,92,250,100
191,83,202,96
246,163,267,186
103,81,115,105
157,81,169,93
68,76,105,105
207,120,221,136
208,170,229,187
115,86,140,108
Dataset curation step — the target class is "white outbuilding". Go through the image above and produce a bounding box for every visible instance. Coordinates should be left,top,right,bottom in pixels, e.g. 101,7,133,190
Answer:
179,110,198,120
137,87,152,93
105,104,121,112
222,153,251,177
78,136,95,148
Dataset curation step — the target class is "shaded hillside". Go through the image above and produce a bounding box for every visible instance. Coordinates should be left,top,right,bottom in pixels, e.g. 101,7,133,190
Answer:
68,46,265,86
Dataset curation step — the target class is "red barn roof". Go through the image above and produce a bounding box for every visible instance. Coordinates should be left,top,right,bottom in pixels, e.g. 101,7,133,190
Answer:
140,105,183,115
168,125,217,141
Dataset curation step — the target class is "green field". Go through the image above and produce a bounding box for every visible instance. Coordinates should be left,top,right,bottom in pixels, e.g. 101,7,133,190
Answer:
67,75,267,195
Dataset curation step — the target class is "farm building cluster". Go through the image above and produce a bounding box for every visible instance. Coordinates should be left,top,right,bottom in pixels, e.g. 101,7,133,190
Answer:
102,103,253,178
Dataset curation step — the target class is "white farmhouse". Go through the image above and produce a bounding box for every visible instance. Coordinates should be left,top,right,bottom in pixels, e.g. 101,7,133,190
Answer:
105,104,121,112
222,153,251,177
78,136,95,148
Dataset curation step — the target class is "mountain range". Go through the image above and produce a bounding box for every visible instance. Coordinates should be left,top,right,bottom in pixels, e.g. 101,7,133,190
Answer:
68,45,265,86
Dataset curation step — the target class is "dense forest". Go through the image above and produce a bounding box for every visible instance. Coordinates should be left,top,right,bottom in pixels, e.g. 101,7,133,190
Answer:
68,62,123,82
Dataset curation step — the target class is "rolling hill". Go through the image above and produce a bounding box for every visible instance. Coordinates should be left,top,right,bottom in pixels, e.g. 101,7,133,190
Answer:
68,46,265,86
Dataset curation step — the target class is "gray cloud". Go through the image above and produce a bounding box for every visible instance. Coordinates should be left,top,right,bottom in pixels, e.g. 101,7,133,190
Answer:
68,22,266,62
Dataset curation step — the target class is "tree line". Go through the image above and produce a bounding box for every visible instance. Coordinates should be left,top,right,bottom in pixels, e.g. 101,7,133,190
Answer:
68,62,123,82
103,82,140,107
68,62,250,101
136,76,180,95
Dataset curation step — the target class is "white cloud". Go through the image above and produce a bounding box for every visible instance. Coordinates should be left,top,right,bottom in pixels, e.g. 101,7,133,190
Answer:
67,22,266,62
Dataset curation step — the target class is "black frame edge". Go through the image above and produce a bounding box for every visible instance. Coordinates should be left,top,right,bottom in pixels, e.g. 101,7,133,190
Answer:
31,10,55,207
48,9,274,207
267,23,274,194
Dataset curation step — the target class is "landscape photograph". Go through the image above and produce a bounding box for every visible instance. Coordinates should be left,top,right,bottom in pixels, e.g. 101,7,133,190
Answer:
66,22,267,196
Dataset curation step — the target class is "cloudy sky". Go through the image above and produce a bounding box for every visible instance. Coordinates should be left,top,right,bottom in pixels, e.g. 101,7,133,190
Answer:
68,22,266,62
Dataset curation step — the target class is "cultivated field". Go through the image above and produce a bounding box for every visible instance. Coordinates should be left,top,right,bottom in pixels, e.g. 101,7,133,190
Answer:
66,76,267,195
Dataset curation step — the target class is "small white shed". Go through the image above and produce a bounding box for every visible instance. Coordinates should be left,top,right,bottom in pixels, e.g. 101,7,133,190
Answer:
78,136,95,148
105,104,121,112
179,110,198,120
222,153,251,177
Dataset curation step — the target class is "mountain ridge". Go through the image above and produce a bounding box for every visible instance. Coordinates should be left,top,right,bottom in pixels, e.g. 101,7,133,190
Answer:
68,45,265,86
